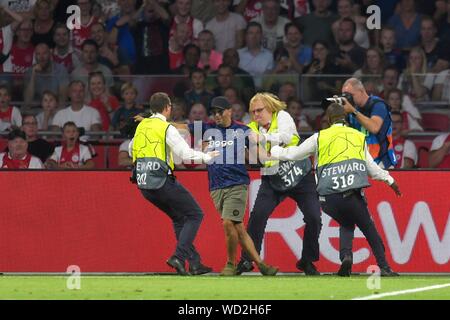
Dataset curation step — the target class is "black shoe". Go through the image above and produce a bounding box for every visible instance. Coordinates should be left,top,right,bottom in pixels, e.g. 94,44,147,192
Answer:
337,256,353,277
189,263,212,275
296,259,320,276
166,256,190,275
380,266,399,277
236,260,254,275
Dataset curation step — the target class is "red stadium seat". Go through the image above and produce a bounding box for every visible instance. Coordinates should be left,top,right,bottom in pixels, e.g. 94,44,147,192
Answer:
411,139,432,168
107,145,121,169
91,145,107,169
421,113,450,132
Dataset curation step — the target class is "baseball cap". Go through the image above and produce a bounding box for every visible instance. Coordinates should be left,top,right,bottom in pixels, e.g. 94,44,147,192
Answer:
210,96,232,110
7,128,26,141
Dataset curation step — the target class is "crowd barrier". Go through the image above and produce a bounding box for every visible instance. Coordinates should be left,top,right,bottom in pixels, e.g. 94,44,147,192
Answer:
0,170,448,273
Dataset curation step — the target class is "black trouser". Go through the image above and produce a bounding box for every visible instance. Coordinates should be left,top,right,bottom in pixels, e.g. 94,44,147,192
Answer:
319,189,389,269
242,172,322,263
140,176,203,265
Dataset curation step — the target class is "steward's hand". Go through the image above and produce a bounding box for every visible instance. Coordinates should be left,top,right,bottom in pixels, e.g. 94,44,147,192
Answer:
390,181,402,197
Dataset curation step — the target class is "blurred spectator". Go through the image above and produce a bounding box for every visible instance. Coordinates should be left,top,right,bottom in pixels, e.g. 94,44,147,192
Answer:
238,22,273,86
419,16,450,73
386,88,423,132
362,79,380,96
173,43,201,75
262,46,300,93
52,23,81,73
353,47,385,92
51,81,102,135
170,98,189,124
117,138,132,167
206,0,246,53
251,0,290,52
197,29,222,72
398,47,434,101
191,0,216,24
379,66,400,98
332,0,369,49
91,22,122,73
294,0,338,46
31,0,56,47
387,0,422,50
379,26,405,72
21,114,54,162
0,3,23,73
304,41,341,101
391,110,418,169
432,68,450,102
277,81,297,102
10,19,35,75
0,85,22,131
169,0,203,43
88,71,120,131
71,39,114,89
437,0,450,44
24,42,69,109
188,102,210,123
132,0,170,74
0,129,44,169
46,121,95,169
282,22,312,74
36,90,59,130
286,96,312,132
334,17,366,74
168,22,191,70
221,48,255,103
212,64,234,96
231,101,250,124
184,67,214,110
223,86,241,105
111,82,142,131
106,0,138,65
429,133,450,168
72,0,99,50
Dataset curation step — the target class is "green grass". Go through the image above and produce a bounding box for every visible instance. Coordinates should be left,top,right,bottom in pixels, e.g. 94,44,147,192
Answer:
0,275,449,300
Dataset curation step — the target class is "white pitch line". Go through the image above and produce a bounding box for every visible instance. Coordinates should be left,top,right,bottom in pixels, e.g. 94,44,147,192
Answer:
352,283,450,300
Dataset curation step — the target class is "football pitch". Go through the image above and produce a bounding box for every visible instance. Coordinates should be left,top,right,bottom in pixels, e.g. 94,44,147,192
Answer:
0,274,449,300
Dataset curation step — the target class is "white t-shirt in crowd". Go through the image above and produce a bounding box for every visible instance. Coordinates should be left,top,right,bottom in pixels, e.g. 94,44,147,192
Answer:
394,139,418,168
206,12,247,53
52,105,101,131
434,69,450,102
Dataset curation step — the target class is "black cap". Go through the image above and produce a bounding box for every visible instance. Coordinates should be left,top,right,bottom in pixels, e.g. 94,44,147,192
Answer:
211,96,231,110
7,128,26,141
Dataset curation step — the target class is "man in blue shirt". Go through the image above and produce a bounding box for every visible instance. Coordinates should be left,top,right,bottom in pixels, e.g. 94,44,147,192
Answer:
176,96,278,276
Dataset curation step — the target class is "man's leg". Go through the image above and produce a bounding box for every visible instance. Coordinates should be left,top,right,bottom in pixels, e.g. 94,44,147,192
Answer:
141,178,204,263
223,219,239,265
242,178,281,262
347,193,390,269
292,190,322,263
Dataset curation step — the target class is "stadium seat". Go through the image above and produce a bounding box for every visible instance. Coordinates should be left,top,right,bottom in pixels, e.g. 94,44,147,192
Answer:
420,113,450,132
107,145,121,169
411,139,433,168
0,138,7,153
91,145,107,169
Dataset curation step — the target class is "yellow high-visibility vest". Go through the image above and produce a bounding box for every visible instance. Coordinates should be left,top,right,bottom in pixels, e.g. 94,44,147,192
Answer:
316,124,370,195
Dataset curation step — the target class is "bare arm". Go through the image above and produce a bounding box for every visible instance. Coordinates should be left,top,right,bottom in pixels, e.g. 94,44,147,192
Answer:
343,99,383,134
1,5,24,30
429,141,450,168
431,83,443,101
118,151,133,167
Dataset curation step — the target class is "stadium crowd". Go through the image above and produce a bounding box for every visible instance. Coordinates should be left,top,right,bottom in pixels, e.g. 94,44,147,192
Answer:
0,0,449,169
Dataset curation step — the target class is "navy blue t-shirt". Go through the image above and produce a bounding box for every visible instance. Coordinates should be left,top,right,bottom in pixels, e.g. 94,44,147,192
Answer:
188,121,250,191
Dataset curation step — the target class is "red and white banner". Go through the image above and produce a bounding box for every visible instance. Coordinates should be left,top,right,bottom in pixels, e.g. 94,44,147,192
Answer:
0,171,448,273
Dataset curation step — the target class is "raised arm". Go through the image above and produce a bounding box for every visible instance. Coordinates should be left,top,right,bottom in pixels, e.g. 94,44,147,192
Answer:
270,133,318,161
